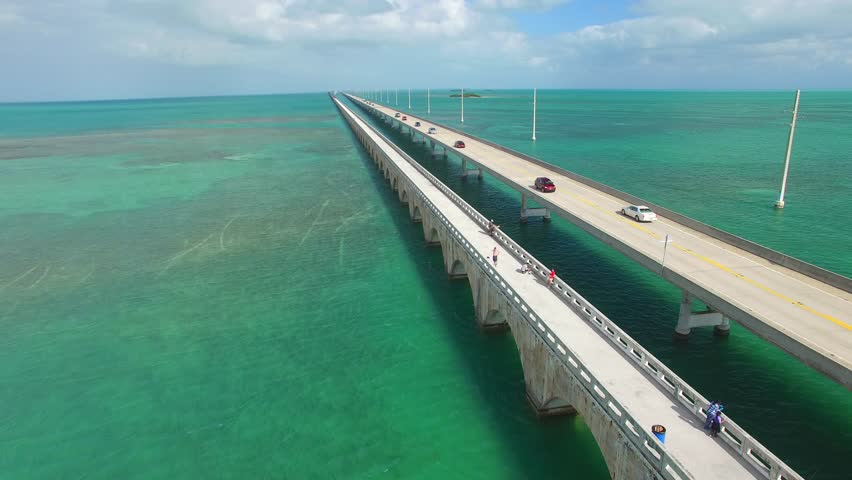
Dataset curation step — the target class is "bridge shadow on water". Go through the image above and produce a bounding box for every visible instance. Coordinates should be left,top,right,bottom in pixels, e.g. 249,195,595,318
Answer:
338,110,611,478
344,97,852,480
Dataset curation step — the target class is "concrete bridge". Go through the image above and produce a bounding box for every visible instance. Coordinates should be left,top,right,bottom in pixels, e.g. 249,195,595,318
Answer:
345,93,852,390
330,93,803,480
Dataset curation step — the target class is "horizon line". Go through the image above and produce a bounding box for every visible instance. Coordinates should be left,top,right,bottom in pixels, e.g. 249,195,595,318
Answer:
3,87,851,105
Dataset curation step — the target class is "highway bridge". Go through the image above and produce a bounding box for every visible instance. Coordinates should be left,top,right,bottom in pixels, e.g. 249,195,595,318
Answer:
330,93,803,480
345,93,852,390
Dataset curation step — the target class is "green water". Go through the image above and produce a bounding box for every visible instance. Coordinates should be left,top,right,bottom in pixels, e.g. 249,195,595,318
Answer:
0,91,849,479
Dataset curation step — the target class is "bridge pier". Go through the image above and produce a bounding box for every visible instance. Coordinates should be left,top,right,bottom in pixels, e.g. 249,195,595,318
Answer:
675,291,731,338
430,141,447,159
520,193,551,223
422,219,440,246
461,158,482,180
466,268,510,331
440,236,469,280
408,202,422,223
505,303,577,416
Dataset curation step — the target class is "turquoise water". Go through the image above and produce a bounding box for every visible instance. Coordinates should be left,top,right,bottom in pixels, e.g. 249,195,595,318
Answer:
0,94,607,479
0,91,849,479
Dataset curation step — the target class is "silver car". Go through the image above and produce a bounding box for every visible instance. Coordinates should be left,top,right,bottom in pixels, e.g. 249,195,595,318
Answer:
427,127,437,134
622,205,657,222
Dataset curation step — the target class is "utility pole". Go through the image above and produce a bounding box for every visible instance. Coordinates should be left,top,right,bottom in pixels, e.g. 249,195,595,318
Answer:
427,88,431,114
395,88,398,106
408,88,411,109
461,87,464,123
532,88,537,141
775,89,801,209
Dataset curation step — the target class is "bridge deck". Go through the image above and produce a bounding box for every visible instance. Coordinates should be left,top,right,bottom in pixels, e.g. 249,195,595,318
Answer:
336,97,762,479
350,95,852,387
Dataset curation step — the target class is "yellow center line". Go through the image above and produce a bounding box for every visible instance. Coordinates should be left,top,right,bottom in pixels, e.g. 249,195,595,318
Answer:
566,191,660,238
672,244,851,330
364,99,850,330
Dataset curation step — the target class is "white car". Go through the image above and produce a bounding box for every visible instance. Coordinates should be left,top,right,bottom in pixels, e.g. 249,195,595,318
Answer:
622,205,657,222
427,127,437,134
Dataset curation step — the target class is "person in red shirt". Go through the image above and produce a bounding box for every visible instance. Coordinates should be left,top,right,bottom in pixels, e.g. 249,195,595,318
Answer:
548,269,556,287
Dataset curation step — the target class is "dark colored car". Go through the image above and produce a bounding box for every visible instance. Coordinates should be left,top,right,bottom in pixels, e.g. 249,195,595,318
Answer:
414,121,421,127
534,177,556,192
454,140,466,148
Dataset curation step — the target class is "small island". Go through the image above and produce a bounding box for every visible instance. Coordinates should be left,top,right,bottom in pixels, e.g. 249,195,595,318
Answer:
449,92,481,98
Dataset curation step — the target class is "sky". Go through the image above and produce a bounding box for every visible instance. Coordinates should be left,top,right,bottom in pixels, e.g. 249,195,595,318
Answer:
1,0,851,101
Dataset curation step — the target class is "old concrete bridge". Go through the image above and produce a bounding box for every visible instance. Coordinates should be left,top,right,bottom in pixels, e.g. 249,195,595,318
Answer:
330,93,802,480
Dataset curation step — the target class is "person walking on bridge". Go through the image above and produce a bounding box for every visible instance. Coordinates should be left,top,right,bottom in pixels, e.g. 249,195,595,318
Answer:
704,401,723,430
710,410,724,438
548,269,556,287
491,247,499,266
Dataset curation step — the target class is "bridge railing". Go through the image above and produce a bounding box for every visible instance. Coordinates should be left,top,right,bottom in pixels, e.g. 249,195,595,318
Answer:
346,94,850,293
332,95,692,480
341,94,803,480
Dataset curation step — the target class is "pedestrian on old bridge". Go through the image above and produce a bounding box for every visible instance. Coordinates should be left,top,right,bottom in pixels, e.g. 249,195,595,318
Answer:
548,269,556,287
492,247,499,266
710,411,724,438
704,401,718,429
704,401,723,430
487,219,498,236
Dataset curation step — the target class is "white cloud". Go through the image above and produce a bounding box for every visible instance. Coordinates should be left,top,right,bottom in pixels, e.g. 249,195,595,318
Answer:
118,30,249,66
0,3,22,24
1,0,851,100
529,56,548,67
474,0,568,10
111,0,477,47
560,16,719,51
550,0,852,82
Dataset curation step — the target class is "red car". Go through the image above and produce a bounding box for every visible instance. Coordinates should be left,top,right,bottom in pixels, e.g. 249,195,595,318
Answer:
454,140,466,148
402,116,407,121
534,177,556,192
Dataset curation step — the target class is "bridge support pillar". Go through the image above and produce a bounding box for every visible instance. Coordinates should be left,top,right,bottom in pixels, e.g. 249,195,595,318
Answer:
714,316,731,336
431,141,447,159
468,268,509,331
675,291,730,339
508,307,577,417
461,158,482,180
520,194,550,223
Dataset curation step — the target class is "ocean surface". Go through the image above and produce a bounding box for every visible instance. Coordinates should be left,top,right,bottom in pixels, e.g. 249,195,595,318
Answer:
0,90,849,479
